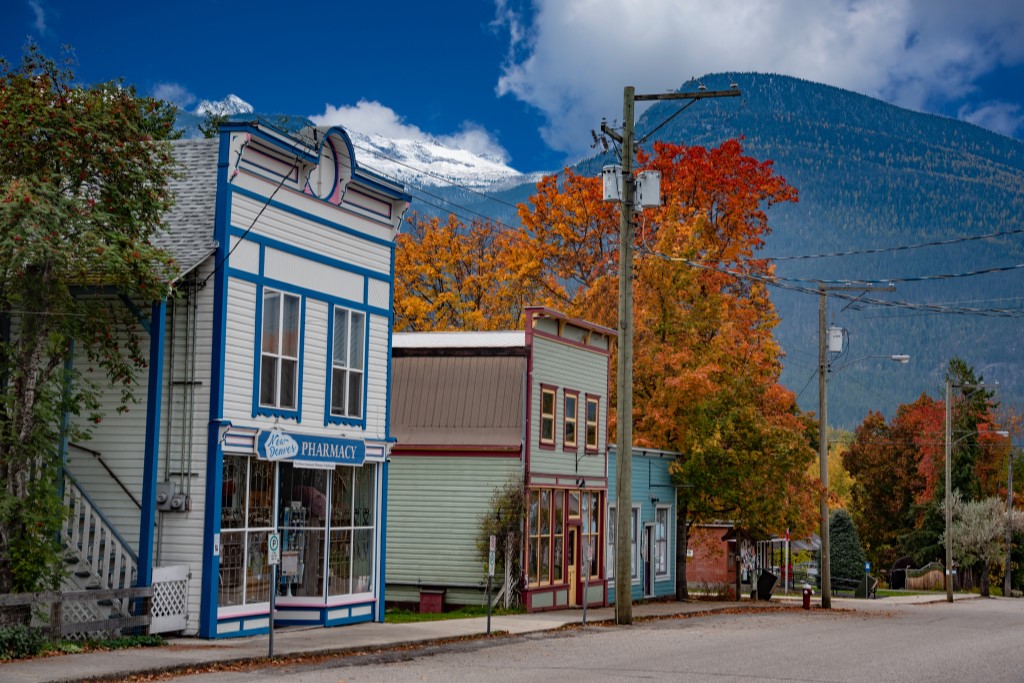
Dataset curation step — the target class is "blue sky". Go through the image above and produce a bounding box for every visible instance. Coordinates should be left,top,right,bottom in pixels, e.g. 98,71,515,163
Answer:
4,0,1024,173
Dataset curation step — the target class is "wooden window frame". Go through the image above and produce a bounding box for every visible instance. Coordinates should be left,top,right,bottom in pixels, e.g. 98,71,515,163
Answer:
539,385,557,448
584,395,601,453
563,390,579,451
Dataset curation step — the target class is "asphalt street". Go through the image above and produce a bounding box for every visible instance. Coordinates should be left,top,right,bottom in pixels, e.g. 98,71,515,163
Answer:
171,598,1024,682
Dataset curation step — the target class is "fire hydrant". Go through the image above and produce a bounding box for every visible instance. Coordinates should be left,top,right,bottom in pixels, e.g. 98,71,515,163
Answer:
802,584,813,610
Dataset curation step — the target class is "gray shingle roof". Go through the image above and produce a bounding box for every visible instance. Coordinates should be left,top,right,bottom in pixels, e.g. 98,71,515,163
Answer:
152,139,219,277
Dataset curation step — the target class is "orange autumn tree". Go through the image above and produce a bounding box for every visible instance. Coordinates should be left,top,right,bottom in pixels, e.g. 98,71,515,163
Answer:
394,213,534,331
393,139,819,598
628,141,817,598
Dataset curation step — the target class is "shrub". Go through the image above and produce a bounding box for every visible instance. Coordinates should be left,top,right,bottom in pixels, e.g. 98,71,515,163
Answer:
0,624,46,660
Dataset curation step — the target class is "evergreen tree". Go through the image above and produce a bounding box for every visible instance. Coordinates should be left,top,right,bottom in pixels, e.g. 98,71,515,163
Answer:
830,508,867,581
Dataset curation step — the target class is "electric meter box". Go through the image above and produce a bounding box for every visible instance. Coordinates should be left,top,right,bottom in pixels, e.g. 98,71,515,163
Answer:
827,326,844,354
636,170,662,208
602,165,622,201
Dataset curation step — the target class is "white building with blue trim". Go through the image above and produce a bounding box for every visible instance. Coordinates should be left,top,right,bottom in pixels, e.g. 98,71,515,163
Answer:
62,121,410,638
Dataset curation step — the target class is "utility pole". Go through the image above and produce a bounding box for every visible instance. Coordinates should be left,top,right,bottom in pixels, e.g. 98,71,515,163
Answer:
945,376,953,603
614,86,636,625
817,282,893,609
1006,448,1014,598
603,84,739,625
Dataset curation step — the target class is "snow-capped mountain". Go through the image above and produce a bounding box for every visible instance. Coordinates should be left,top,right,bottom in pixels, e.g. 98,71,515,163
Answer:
175,95,540,191
347,130,540,190
194,94,254,117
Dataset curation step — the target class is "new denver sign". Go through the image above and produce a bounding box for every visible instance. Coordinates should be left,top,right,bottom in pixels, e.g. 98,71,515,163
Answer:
256,430,365,468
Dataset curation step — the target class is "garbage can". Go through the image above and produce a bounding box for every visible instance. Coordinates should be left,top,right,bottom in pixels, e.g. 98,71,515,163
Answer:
802,584,813,609
756,570,778,600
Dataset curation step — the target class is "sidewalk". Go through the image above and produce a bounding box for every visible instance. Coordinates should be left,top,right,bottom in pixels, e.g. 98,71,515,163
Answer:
0,593,969,683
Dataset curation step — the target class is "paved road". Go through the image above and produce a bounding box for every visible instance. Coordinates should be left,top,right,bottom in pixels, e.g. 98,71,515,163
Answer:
175,598,1024,682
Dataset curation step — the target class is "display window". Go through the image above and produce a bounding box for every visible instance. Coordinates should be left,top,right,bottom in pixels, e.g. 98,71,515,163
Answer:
217,454,377,612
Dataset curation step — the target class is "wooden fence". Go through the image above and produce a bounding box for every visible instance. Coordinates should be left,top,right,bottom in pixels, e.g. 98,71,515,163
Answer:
0,586,151,639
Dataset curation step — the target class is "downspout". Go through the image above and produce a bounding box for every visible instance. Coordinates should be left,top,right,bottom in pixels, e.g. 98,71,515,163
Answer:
57,340,74,502
157,295,176,567
138,299,167,588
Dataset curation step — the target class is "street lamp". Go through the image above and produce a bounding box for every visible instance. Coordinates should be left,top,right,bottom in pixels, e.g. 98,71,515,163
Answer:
944,379,999,602
1005,436,1016,598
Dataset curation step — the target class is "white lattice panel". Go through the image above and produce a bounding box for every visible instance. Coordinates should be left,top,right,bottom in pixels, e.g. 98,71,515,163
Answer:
150,565,190,633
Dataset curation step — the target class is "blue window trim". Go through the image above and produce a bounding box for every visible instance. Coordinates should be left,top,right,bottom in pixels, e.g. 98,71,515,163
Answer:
227,228,394,285
324,304,369,429
252,284,305,420
228,268,390,321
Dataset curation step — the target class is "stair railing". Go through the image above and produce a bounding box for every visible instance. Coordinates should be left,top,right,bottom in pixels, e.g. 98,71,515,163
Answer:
61,468,139,598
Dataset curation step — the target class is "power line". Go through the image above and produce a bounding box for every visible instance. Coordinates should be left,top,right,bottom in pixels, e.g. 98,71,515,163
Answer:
768,227,1024,261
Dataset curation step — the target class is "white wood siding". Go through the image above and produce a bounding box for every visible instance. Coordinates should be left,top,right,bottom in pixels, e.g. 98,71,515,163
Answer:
222,278,258,423
155,261,216,634
230,175,394,266
364,314,390,439
264,247,363,304
301,299,329,424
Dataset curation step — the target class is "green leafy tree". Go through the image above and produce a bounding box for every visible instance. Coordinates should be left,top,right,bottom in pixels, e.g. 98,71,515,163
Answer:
829,508,867,581
949,492,1024,597
476,475,525,607
0,45,177,595
198,111,228,139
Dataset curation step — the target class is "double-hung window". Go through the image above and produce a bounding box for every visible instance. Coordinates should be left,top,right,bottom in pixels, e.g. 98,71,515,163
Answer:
655,506,670,578
331,307,365,420
563,391,578,449
260,289,301,411
540,386,556,446
585,396,600,452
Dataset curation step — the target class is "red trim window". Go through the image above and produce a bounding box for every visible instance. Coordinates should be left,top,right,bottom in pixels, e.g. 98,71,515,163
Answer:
540,385,556,447
563,390,579,450
585,395,600,452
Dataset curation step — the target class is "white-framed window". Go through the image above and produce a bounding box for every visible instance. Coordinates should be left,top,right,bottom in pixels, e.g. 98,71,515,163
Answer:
630,506,639,581
563,391,578,449
606,504,640,582
585,395,600,451
218,455,275,609
259,289,301,411
655,506,670,578
330,307,366,419
606,504,616,581
540,386,556,446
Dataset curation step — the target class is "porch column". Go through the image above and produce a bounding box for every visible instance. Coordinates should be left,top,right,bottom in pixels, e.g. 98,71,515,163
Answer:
137,299,167,588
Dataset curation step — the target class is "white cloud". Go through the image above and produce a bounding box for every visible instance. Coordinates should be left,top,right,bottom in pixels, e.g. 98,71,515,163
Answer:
493,0,1024,156
151,83,196,109
958,101,1024,137
28,0,46,33
310,99,510,162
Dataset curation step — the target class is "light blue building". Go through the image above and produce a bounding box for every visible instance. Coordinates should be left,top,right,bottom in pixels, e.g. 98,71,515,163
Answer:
606,446,678,602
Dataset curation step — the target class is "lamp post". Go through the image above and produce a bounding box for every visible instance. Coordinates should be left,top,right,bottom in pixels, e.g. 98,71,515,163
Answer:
1006,441,1016,598
944,378,1001,602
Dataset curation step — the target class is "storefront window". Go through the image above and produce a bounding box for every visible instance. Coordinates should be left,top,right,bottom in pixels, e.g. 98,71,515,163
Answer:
218,454,378,610
278,465,327,598
328,464,376,596
219,456,274,608
581,491,601,578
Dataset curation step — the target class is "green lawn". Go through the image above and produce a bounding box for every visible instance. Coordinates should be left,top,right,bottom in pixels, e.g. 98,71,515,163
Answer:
385,605,524,623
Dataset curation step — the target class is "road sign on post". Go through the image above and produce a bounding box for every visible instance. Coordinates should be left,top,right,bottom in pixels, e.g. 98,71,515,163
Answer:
268,533,280,565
